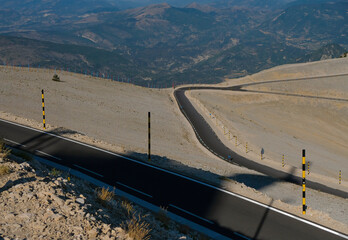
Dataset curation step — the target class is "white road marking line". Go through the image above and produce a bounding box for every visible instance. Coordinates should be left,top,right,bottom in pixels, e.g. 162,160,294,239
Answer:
73,164,104,178
1,118,348,239
4,138,26,147
169,204,214,225
116,182,153,198
36,150,62,161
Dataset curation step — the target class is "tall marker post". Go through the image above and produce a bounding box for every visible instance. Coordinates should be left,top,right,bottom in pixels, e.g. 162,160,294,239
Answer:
302,149,306,215
148,112,151,162
339,170,341,184
41,89,46,130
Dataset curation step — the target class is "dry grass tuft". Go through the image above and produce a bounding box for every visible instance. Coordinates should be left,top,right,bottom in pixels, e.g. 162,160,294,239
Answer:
0,140,11,159
121,199,135,216
96,187,115,206
49,168,62,177
123,214,152,240
0,165,11,176
156,206,170,228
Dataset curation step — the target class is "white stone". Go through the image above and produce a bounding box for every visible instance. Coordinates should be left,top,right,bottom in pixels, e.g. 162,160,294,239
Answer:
76,198,85,205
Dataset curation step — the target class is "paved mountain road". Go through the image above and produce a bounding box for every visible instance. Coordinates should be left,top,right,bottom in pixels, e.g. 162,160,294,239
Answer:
1,119,347,240
173,84,348,199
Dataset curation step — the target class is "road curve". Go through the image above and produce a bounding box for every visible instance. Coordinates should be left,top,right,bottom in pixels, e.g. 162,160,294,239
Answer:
1,119,348,240
173,82,348,199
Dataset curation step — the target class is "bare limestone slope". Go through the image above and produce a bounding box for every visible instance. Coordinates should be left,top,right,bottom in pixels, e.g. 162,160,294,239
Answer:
0,152,207,239
0,62,348,234
193,57,348,188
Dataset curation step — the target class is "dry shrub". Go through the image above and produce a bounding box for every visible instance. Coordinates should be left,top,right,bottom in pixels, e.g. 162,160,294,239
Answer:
52,74,60,82
123,214,151,240
0,140,11,159
156,206,170,228
96,187,114,206
121,200,135,216
0,165,10,176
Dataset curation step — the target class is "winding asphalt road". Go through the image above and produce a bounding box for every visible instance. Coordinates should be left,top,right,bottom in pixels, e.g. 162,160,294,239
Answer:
173,80,348,199
1,118,348,240
1,74,347,239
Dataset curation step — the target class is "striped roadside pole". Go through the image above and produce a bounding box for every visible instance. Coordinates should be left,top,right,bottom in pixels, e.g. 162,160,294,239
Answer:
282,154,285,167
339,170,342,184
148,112,151,162
302,149,306,215
41,89,46,130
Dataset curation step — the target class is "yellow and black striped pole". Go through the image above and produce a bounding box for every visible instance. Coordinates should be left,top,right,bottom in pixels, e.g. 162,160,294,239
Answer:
339,170,341,184
41,89,46,130
148,112,151,161
246,142,248,154
282,154,285,167
302,149,306,215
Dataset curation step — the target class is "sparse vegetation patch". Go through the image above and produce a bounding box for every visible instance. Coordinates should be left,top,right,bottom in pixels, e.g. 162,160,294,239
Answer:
96,187,114,206
49,168,62,177
0,164,10,176
156,206,170,228
0,140,11,159
122,214,152,240
52,74,60,82
121,199,135,217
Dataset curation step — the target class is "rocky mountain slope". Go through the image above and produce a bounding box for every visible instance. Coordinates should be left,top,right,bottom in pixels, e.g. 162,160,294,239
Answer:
0,35,147,82
296,43,347,62
0,0,346,85
0,147,208,239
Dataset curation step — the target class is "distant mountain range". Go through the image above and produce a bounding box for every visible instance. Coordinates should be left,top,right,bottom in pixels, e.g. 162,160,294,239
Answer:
0,0,347,85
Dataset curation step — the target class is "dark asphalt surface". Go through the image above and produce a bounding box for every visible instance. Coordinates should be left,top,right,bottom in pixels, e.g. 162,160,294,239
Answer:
1,119,348,240
174,86,348,199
